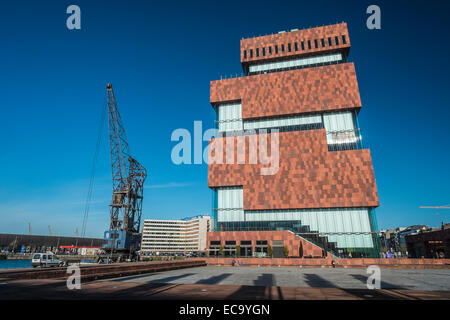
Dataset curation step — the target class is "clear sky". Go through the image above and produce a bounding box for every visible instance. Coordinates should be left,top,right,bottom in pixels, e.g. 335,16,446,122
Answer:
0,0,449,238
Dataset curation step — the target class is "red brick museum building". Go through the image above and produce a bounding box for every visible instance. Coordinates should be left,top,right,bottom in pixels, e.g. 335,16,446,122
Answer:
207,23,380,258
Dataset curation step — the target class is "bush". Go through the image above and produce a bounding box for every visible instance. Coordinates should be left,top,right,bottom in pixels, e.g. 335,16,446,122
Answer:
283,246,289,257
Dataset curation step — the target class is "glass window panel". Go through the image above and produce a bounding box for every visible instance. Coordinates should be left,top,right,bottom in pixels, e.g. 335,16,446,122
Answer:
225,207,374,248
217,102,242,132
248,52,342,73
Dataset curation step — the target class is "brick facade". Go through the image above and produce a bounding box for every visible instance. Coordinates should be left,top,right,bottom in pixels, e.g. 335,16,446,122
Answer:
208,23,380,258
191,257,450,268
211,63,361,119
208,231,326,258
208,130,379,209
240,23,350,65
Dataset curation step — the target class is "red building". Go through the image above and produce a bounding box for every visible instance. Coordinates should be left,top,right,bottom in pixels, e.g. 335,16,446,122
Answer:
207,23,380,258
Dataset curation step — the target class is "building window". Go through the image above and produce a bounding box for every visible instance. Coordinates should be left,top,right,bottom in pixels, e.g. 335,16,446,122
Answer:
240,241,252,256
250,49,253,58
243,208,375,250
248,52,343,74
224,241,236,257
323,111,359,148
281,44,285,52
216,102,243,132
274,45,278,54
335,36,339,45
268,46,272,55
301,41,305,50
216,187,244,223
256,48,259,57
255,240,268,256
243,50,247,59
244,113,322,131
342,35,347,44
314,39,318,48
328,37,332,46
307,40,311,49
288,43,291,52
262,47,266,56
294,42,298,51
321,38,325,47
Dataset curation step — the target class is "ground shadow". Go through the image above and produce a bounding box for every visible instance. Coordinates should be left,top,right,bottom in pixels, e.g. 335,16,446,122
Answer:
110,273,157,282
148,273,196,284
303,273,338,288
226,285,270,300
253,273,275,286
349,274,407,290
195,273,232,284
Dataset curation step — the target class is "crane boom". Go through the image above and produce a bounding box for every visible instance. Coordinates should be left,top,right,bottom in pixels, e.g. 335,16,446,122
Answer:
106,84,131,191
104,84,147,255
419,205,450,209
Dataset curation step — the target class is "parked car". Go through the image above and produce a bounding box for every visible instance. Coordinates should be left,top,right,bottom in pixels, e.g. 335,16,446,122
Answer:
31,253,65,268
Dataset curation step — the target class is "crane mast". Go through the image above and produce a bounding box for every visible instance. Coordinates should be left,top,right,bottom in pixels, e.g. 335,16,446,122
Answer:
104,83,147,256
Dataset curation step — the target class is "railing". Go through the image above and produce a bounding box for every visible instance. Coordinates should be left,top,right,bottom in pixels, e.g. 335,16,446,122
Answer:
326,128,364,151
218,72,247,80
217,58,346,80
292,231,339,258
240,22,347,40
248,58,343,76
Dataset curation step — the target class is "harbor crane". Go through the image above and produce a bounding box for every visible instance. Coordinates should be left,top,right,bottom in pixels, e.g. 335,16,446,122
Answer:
419,204,450,210
101,83,147,262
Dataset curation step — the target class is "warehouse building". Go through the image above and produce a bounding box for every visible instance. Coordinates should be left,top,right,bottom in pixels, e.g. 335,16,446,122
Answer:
0,233,104,254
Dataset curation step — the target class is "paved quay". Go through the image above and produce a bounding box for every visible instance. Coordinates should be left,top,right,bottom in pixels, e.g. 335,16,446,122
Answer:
0,266,449,300
111,266,450,292
0,278,449,300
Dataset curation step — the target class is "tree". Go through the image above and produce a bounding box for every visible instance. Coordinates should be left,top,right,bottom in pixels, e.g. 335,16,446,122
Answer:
283,246,289,258
218,245,224,256
235,245,241,257
267,246,273,257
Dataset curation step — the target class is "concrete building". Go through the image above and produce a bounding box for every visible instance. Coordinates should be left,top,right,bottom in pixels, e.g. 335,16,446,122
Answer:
406,223,450,259
207,23,380,258
379,225,428,257
141,215,211,254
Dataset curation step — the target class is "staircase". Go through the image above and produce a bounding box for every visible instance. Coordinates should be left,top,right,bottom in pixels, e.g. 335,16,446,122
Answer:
294,231,339,258
276,223,339,258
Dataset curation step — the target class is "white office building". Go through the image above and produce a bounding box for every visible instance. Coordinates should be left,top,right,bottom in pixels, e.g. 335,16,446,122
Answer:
141,215,211,253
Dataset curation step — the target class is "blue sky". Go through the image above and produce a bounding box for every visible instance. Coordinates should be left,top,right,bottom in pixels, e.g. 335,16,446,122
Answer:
0,0,449,237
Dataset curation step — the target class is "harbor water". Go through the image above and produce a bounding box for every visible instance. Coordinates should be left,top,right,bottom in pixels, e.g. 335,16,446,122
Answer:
0,259,32,269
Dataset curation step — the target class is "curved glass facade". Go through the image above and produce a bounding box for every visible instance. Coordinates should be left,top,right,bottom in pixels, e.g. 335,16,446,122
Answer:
211,188,380,257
